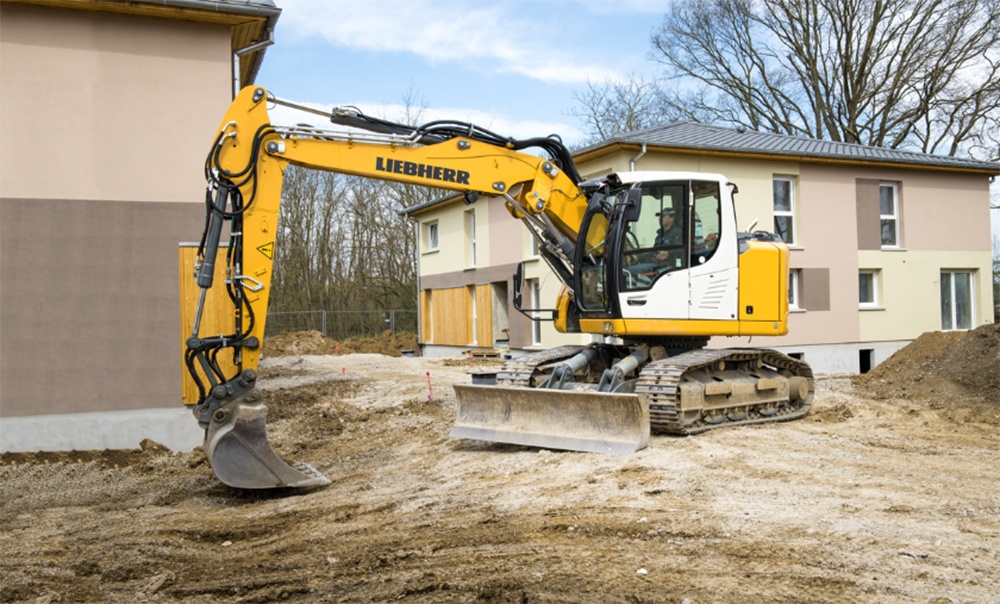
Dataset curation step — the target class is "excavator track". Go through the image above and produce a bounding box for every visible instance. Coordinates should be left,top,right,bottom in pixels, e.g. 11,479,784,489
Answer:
496,345,588,387
636,348,813,435
455,345,811,453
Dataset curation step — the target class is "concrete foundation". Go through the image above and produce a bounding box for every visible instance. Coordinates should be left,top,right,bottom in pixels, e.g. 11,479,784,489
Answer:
1,407,203,453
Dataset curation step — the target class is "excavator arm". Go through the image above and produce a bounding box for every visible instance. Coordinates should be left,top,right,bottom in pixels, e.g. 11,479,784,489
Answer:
184,86,591,488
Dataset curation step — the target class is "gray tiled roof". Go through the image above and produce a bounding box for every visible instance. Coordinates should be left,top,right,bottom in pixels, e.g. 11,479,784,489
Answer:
581,122,1000,173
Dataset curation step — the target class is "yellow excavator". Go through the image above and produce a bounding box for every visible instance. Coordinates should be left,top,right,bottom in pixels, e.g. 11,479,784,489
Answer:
181,86,813,489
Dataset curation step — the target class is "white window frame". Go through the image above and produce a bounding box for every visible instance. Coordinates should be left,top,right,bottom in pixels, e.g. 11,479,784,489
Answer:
528,278,542,346
879,183,900,248
772,176,797,246
940,270,975,331
859,269,880,309
424,221,439,253
788,269,801,310
465,209,477,267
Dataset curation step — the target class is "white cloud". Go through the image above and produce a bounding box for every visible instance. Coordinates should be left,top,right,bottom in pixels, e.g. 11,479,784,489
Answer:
275,0,625,85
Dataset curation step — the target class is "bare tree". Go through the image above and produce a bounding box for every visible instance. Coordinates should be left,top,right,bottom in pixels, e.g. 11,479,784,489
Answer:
270,167,346,312
267,88,447,328
568,74,682,145
647,0,1000,158
269,173,441,333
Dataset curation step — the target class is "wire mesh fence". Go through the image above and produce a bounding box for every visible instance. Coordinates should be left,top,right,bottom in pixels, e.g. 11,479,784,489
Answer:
265,309,418,340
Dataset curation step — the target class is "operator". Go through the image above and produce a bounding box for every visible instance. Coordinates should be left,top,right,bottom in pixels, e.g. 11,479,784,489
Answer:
652,207,683,262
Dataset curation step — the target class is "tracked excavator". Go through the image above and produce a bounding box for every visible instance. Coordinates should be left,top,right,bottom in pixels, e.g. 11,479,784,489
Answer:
181,86,813,489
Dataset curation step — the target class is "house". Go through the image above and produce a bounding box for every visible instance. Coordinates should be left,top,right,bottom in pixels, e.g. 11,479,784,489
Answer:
406,122,998,375
0,0,281,451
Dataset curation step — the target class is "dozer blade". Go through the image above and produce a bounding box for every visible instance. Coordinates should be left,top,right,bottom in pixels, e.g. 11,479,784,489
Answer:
204,398,331,489
451,384,649,455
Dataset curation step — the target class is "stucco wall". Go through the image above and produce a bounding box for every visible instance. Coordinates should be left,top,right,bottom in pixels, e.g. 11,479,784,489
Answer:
574,150,995,352
0,4,232,203
1,4,235,417
413,141,993,366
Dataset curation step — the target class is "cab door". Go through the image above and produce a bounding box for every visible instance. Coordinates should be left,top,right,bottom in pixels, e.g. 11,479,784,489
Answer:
687,180,738,321
616,181,691,320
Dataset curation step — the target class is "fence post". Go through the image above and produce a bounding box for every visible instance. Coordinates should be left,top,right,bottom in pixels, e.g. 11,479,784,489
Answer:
322,311,327,337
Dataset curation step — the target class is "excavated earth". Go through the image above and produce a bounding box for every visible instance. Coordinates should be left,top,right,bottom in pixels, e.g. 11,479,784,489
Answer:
2,326,998,603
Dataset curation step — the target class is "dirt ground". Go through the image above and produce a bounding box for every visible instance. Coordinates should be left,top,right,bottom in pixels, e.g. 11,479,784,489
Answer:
2,327,998,603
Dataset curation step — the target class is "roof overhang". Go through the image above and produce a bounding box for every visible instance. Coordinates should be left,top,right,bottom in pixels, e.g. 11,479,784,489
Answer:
575,140,1000,177
2,0,281,88
400,192,466,218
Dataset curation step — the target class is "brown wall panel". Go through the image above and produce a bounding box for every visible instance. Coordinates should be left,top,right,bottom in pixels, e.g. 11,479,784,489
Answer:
1,198,203,416
855,179,882,251
419,263,520,290
800,268,831,312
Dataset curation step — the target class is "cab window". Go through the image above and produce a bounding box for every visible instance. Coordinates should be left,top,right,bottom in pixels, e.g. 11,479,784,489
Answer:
691,181,721,266
619,180,722,291
620,183,688,291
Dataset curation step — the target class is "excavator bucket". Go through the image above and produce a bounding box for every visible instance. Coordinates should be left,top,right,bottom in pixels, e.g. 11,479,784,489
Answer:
451,384,649,455
204,398,331,489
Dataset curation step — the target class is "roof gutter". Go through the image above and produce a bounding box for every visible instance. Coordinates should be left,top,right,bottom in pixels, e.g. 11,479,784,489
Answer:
233,25,275,95
144,0,281,18
576,141,1000,176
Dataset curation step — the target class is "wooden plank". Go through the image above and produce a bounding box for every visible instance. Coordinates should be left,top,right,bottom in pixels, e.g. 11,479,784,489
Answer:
419,290,432,344
475,284,493,347
178,245,237,406
431,286,470,346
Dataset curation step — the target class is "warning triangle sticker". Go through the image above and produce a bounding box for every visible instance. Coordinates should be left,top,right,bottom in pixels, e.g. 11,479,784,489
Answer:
257,242,274,259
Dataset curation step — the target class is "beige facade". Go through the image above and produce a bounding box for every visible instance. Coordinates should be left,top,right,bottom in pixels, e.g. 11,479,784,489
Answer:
411,137,996,374
1,1,278,426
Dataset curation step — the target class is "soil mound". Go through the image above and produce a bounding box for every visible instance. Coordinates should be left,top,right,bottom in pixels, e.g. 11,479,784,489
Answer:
854,323,998,405
264,329,418,357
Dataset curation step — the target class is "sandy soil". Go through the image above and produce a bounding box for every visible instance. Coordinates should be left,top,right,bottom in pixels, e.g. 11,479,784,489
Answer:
1,328,997,603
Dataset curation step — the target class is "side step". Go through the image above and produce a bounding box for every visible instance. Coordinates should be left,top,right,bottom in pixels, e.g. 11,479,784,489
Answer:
451,384,649,455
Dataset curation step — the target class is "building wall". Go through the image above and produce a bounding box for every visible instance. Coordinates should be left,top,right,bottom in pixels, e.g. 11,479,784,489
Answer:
0,4,234,417
575,150,993,373
412,141,993,371
413,194,590,354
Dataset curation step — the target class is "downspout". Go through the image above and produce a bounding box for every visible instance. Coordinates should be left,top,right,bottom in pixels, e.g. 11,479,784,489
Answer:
399,211,423,353
629,142,647,171
411,218,422,353
233,29,275,97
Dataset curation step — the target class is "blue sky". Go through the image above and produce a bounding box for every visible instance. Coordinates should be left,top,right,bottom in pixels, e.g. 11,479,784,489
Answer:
255,0,668,146
255,1,999,238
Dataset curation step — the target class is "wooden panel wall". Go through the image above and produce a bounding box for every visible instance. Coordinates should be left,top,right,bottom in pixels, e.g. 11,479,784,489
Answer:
475,284,493,346
420,290,432,343
430,286,471,346
178,245,237,406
